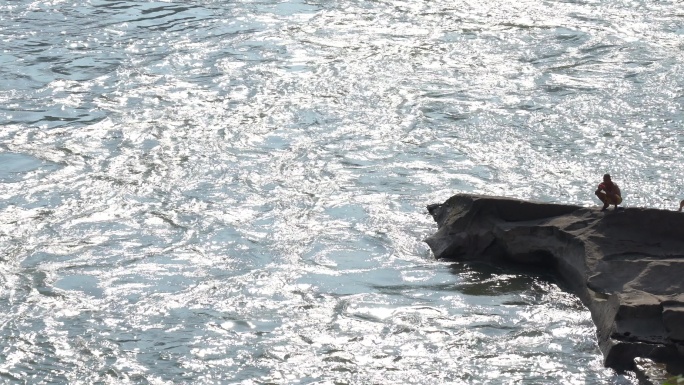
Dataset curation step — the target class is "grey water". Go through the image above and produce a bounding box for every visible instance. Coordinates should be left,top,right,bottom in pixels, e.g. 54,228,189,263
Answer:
1,0,683,383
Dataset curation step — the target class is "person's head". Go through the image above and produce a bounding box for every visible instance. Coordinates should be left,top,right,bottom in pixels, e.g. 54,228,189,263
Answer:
603,174,611,183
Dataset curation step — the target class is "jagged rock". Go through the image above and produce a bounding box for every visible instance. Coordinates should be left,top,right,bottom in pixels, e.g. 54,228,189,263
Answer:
425,194,684,373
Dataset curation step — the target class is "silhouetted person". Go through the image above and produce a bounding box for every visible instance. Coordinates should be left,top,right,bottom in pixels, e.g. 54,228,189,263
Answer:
595,174,622,211
679,200,684,212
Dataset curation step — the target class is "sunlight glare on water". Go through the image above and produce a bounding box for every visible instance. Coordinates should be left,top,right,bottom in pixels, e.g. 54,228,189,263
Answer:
1,0,683,383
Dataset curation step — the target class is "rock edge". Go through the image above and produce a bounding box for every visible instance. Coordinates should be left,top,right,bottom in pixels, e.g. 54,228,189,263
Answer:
425,194,684,373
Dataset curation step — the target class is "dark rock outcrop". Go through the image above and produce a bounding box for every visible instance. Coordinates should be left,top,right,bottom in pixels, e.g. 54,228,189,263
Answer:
425,194,684,373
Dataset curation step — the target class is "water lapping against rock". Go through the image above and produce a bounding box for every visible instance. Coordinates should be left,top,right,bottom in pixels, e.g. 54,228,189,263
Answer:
1,0,682,383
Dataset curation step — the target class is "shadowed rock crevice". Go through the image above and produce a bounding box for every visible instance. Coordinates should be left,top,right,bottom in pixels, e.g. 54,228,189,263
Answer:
425,194,684,374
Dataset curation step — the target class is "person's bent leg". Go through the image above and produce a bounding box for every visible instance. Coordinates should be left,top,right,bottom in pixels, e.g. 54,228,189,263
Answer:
595,191,609,210
614,195,622,210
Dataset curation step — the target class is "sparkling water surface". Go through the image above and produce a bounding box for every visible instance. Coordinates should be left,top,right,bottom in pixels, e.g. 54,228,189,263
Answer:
1,0,683,384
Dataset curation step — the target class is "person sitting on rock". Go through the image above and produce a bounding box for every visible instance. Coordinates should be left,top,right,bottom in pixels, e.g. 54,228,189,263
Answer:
595,174,622,211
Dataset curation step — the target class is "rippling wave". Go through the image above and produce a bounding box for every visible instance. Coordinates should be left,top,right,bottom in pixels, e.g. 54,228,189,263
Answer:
1,0,682,383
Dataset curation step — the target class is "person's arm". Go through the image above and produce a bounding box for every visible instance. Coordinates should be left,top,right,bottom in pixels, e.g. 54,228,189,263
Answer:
596,183,604,194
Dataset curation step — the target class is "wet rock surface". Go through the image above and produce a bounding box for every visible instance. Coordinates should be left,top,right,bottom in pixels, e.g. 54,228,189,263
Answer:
425,194,684,373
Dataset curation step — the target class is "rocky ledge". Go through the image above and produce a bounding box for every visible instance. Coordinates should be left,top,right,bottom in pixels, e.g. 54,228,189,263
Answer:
425,194,684,373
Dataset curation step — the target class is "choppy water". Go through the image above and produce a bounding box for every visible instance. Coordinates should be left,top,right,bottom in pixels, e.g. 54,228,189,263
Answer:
1,0,683,384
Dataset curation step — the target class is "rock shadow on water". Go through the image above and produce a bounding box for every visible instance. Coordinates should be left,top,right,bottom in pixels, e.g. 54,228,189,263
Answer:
446,260,562,299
